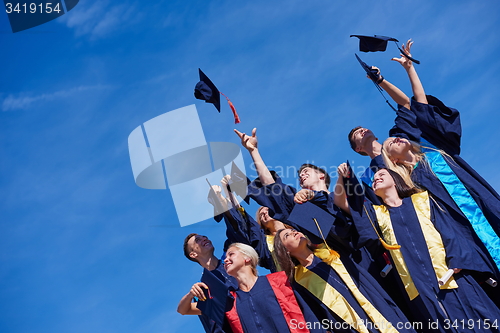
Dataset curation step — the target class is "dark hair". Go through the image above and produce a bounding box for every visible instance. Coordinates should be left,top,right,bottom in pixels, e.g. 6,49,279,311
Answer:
383,168,420,199
273,229,299,281
298,163,331,188
183,233,198,262
273,229,318,281
348,126,368,156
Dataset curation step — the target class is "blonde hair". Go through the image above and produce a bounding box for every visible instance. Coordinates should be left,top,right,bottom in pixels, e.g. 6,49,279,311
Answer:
227,243,259,276
381,138,454,189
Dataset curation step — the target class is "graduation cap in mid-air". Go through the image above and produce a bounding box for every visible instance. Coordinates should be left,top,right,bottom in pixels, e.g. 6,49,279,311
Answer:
194,69,241,124
196,268,234,327
287,201,335,245
195,69,221,112
350,35,420,64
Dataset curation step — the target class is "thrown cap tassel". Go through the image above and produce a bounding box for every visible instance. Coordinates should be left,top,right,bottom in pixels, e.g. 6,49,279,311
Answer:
220,92,240,124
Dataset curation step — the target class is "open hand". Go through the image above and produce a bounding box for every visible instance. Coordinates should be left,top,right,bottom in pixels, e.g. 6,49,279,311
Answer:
234,128,258,151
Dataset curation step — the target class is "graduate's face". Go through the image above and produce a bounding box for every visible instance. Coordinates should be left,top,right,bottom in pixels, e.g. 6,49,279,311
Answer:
383,137,411,161
279,229,307,252
372,169,396,194
299,167,324,189
224,246,248,276
257,206,272,226
187,235,214,260
352,127,376,153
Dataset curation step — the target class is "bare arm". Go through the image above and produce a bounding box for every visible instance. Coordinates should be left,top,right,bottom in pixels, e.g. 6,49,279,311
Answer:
368,65,410,109
392,40,428,104
177,282,208,315
177,293,202,315
379,78,411,110
220,176,242,231
221,175,241,209
234,128,274,185
333,163,350,214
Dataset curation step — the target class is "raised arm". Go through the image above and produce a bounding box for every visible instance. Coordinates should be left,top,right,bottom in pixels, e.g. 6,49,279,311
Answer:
333,163,350,214
221,175,241,210
391,39,428,105
371,66,411,110
234,128,274,185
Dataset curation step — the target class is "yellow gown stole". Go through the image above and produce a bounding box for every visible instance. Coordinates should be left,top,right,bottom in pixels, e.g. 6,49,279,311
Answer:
373,191,458,301
294,248,399,333
265,234,282,272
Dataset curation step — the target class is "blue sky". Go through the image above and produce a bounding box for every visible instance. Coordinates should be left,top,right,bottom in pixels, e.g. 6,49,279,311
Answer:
1,1,500,332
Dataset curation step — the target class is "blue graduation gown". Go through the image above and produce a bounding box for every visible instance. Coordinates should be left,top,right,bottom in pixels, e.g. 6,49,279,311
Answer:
388,97,500,273
199,259,237,333
296,255,416,333
247,173,356,255
349,190,500,333
247,173,402,303
227,273,327,333
222,207,277,272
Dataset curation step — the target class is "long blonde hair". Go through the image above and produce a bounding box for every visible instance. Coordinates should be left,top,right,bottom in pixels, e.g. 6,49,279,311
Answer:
381,138,453,189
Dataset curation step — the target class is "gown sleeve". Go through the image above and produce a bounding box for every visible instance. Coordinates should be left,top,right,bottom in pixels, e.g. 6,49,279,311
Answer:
342,171,384,256
429,196,497,277
247,171,297,222
409,96,462,155
222,207,276,272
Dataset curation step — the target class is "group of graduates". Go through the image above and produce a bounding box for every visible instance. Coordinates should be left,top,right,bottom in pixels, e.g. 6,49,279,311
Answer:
176,40,500,333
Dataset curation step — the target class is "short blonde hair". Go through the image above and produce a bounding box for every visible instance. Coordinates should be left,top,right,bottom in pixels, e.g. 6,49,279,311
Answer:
227,243,259,276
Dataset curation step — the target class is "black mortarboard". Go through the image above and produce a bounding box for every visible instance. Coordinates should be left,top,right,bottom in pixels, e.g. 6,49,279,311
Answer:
354,53,397,112
343,161,365,212
195,69,221,112
287,201,335,244
207,178,226,222
350,35,420,64
355,53,381,83
196,268,233,327
229,162,251,204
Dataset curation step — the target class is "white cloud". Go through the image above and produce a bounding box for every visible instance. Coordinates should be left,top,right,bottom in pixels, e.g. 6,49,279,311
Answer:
1,85,113,111
60,1,137,40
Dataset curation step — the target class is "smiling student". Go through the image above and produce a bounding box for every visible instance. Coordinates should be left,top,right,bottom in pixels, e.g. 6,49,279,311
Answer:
186,242,327,333
350,40,500,278
335,164,500,332
177,233,236,333
273,227,415,333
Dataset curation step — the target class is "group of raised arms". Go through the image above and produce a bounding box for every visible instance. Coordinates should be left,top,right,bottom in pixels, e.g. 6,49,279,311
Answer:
176,40,500,333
